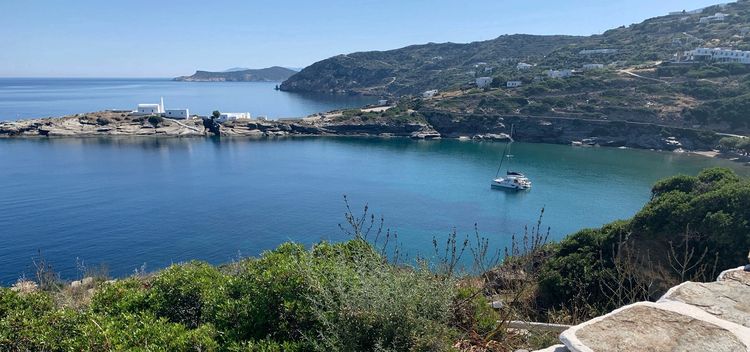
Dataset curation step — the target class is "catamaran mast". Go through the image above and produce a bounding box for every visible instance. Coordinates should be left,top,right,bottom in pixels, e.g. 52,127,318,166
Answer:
494,125,515,178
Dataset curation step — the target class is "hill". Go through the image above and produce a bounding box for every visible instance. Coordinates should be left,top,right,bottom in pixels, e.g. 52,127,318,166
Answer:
282,1,750,134
279,35,585,95
281,2,750,97
174,66,297,82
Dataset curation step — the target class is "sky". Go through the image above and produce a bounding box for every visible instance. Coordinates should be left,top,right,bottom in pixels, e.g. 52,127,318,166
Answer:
0,0,727,77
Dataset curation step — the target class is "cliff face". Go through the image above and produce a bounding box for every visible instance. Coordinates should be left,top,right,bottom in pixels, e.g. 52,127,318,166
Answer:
423,111,720,150
174,66,297,82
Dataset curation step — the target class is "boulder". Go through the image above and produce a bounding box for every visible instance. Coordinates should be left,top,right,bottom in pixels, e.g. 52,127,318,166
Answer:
410,130,441,139
659,280,750,328
560,301,750,352
265,131,288,137
472,133,511,141
718,266,750,285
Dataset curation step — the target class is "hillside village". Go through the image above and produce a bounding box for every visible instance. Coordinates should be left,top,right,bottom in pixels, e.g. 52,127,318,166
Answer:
280,0,750,140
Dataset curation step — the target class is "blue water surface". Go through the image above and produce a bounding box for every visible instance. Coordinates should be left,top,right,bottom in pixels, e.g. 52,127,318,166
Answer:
0,137,746,284
0,78,375,120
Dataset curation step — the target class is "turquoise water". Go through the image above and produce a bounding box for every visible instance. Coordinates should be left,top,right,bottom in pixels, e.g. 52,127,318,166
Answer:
0,137,746,284
0,78,375,121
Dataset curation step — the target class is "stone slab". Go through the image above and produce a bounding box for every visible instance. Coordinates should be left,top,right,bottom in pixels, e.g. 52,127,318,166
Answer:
560,301,750,352
532,344,569,352
718,267,750,285
659,279,750,328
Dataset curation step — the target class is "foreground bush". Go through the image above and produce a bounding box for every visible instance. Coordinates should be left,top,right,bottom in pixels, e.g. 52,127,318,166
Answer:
536,168,750,317
3,167,746,349
1,240,461,351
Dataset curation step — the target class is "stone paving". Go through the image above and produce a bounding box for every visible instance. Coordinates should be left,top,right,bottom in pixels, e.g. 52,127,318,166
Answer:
534,267,750,352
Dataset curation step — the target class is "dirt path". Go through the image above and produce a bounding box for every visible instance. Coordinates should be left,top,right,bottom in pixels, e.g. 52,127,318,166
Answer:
618,69,670,84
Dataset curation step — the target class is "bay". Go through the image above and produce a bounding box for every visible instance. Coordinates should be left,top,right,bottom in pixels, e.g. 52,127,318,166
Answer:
0,136,746,284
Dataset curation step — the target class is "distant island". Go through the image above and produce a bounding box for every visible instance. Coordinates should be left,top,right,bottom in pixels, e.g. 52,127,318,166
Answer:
174,66,297,82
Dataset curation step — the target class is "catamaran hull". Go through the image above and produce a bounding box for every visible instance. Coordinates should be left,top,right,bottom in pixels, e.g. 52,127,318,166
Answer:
491,179,531,191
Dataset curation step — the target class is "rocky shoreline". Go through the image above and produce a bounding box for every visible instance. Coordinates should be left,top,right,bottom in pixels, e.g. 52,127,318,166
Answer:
1,110,742,163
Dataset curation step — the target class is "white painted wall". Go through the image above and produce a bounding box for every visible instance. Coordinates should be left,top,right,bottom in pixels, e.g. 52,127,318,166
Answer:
136,104,161,115
476,77,493,88
218,112,251,122
164,109,190,119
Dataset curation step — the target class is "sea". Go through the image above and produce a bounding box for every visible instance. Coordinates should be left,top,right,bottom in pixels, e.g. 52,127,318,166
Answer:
0,78,375,121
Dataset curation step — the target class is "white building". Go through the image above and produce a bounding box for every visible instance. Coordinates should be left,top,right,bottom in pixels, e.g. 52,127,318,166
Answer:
579,49,619,55
378,99,389,106
582,63,605,71
517,62,533,70
135,97,165,115
217,112,251,122
547,69,574,78
699,12,728,23
506,80,522,88
164,109,190,119
136,98,191,119
669,8,704,16
135,104,162,115
422,89,438,98
684,48,750,64
475,77,493,88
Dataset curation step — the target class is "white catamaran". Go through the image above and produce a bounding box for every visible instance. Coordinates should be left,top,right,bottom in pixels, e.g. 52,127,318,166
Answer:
491,127,532,191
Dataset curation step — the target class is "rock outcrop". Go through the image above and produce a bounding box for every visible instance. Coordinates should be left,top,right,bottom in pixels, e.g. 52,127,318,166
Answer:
423,111,720,151
0,108,723,155
0,112,207,137
535,267,750,352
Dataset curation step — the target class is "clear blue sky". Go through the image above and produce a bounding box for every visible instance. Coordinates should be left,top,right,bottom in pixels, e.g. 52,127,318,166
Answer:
0,0,726,77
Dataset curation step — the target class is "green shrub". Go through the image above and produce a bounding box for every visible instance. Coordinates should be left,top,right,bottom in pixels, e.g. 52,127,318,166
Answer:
302,257,456,351
536,221,628,311
227,339,306,352
90,278,150,316
75,312,218,351
214,242,317,343
452,287,499,337
0,289,75,351
148,262,228,328
148,115,164,127
537,168,750,314
651,175,698,197
718,136,750,154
